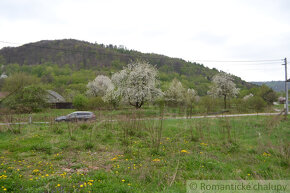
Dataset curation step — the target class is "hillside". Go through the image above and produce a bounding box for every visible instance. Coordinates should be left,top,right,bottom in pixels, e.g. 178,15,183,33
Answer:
251,81,286,92
0,39,255,95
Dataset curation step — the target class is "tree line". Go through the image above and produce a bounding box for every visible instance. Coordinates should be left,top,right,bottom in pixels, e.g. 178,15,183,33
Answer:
0,61,277,114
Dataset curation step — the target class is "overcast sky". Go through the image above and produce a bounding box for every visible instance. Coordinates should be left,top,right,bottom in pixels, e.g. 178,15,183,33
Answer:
0,0,289,81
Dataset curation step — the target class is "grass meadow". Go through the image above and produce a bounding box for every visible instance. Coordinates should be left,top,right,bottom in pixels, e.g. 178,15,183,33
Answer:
0,110,289,192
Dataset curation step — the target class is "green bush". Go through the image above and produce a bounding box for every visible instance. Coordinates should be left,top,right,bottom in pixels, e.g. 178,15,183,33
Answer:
247,96,267,112
87,96,109,110
3,85,47,113
72,94,89,110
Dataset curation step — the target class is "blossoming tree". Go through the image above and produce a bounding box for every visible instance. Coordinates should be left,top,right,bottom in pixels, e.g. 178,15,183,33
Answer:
165,78,186,105
86,75,120,109
112,61,163,109
208,72,239,109
86,75,113,97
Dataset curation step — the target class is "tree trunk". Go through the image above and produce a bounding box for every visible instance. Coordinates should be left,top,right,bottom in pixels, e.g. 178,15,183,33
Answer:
134,101,144,109
224,95,227,109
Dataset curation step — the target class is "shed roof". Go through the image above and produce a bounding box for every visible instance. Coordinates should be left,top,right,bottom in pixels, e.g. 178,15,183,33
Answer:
46,90,66,103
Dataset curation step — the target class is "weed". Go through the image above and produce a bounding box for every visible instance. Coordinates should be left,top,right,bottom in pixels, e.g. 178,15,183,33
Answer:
52,125,64,134
84,142,94,150
226,142,240,153
218,118,232,143
8,126,21,134
30,144,52,155
80,123,91,130
70,136,77,141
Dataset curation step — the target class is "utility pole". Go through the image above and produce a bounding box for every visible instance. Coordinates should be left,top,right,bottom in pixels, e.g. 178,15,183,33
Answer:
283,58,288,116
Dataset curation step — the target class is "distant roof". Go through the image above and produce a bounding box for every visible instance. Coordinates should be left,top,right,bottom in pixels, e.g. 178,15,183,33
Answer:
46,90,66,103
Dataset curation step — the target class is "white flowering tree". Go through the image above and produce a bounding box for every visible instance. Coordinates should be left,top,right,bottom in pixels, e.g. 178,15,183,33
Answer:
111,61,162,109
102,87,120,109
185,88,199,105
165,78,186,104
208,72,239,109
86,75,114,97
86,75,121,109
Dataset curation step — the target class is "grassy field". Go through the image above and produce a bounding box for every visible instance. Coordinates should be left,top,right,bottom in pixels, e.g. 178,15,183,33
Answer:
0,103,279,123
0,112,289,192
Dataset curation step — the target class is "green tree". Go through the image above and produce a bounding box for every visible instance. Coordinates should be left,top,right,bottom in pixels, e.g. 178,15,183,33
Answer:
257,85,277,105
3,85,47,113
2,72,39,92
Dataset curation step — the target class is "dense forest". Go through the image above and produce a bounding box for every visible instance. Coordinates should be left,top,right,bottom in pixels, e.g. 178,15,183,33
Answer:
0,39,255,97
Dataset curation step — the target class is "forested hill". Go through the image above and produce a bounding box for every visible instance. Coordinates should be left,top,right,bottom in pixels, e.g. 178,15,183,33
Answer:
251,81,285,92
0,39,254,95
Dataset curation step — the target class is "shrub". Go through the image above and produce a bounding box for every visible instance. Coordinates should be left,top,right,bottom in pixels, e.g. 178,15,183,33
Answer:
73,94,89,110
247,96,267,112
87,96,108,110
3,85,47,113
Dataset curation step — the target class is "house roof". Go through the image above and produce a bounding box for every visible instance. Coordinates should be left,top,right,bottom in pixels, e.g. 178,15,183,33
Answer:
46,90,66,103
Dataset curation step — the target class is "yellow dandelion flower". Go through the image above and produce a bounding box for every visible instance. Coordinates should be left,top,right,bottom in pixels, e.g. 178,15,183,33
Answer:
122,179,125,182
80,184,83,188
181,150,188,153
152,158,161,162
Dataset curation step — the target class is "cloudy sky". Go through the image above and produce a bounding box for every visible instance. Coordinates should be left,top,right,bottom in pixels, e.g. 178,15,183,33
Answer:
0,0,289,81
